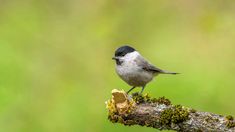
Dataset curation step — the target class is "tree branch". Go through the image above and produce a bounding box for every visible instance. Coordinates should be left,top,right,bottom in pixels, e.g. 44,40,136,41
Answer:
105,89,235,132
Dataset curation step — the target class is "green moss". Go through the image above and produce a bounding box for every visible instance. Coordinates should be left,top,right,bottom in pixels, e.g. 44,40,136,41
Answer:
160,108,173,125
226,115,234,121
151,96,171,105
190,108,197,113
108,114,118,123
226,121,235,128
143,93,151,102
108,111,126,124
108,112,140,126
132,93,145,104
160,105,189,126
132,92,171,105
204,115,219,123
225,115,235,128
172,105,189,123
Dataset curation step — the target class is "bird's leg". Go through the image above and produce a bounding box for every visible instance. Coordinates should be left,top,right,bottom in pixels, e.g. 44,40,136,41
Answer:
140,85,146,94
127,86,136,94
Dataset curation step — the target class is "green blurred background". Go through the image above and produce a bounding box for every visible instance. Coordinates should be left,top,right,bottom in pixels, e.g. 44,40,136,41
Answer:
0,0,235,132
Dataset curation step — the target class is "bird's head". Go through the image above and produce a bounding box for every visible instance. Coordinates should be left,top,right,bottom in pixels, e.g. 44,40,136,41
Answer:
112,45,136,65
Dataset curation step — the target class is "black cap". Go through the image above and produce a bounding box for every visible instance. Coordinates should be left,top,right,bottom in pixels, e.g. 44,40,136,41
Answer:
115,45,135,57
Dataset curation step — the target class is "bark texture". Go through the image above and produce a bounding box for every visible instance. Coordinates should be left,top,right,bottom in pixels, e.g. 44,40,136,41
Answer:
105,89,235,132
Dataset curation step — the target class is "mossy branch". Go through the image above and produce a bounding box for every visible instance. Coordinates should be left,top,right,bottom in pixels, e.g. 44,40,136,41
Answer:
105,89,235,132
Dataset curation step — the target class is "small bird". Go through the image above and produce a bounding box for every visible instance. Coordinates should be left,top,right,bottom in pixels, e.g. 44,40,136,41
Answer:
112,45,178,94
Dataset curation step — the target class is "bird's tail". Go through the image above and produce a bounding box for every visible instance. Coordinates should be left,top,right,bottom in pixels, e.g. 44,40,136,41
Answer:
160,70,180,75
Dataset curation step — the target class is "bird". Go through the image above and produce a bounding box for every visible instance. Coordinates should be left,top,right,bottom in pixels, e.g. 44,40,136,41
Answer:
112,45,179,94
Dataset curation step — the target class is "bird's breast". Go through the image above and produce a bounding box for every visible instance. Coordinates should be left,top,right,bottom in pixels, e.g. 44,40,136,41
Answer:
115,61,154,86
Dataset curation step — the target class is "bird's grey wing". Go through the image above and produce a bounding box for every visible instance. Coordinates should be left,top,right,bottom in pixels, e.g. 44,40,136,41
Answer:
135,56,178,74
134,56,165,73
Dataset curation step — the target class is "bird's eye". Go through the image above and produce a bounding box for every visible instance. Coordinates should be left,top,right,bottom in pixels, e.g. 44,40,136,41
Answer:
115,59,123,65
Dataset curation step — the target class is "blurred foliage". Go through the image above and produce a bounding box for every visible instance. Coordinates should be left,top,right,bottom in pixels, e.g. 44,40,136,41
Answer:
0,0,235,132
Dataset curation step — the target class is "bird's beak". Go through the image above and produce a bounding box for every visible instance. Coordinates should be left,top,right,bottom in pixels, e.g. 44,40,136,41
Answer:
112,57,118,60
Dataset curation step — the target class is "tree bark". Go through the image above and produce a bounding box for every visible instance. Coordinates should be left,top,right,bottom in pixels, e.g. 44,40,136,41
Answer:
105,89,235,132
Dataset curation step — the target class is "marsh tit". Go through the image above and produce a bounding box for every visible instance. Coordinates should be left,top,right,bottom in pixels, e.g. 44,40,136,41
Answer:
112,45,178,94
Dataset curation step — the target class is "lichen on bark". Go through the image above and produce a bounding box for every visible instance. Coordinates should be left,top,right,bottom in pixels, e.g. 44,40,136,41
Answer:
105,89,235,132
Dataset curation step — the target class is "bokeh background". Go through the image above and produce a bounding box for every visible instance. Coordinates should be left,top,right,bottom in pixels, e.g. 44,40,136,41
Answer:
0,0,235,132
